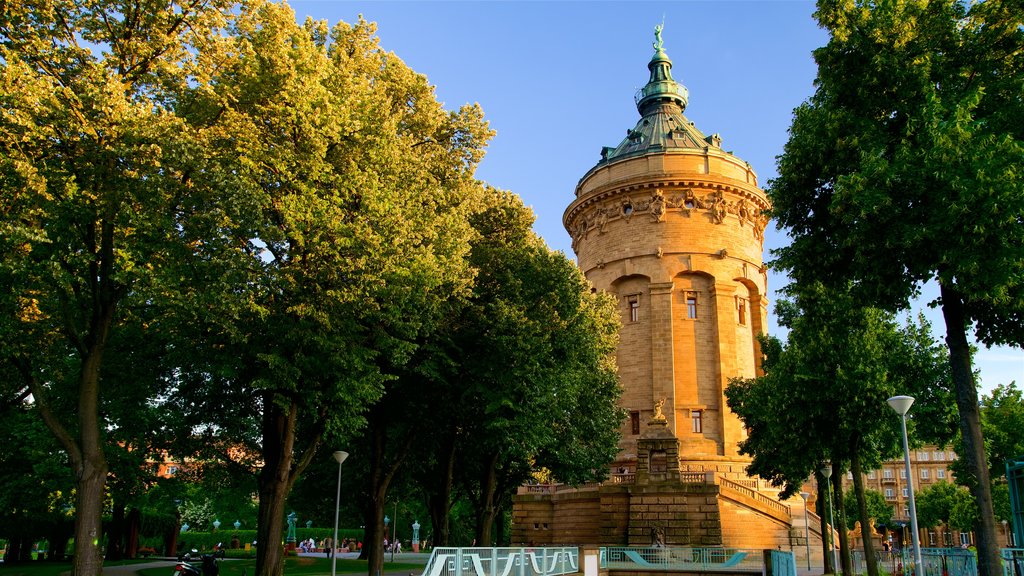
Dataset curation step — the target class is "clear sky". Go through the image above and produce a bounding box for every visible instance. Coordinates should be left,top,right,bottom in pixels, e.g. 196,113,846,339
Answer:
291,0,1022,393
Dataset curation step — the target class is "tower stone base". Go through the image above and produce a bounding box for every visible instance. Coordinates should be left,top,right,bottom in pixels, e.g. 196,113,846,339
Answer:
512,427,807,553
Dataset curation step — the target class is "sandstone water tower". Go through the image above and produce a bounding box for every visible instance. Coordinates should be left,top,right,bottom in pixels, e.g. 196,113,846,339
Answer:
513,30,816,555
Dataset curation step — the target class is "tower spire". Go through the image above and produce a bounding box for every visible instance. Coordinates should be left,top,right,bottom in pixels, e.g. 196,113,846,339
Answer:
635,25,688,115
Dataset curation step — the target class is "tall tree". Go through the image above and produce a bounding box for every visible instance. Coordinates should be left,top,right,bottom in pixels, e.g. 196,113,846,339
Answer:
770,2,1024,573
727,284,955,576
399,188,622,548
0,2,233,574
166,5,493,576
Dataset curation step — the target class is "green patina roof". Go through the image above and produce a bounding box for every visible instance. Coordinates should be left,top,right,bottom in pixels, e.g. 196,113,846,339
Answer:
597,29,723,164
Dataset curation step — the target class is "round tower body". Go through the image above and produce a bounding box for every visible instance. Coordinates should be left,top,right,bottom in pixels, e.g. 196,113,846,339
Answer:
563,44,770,471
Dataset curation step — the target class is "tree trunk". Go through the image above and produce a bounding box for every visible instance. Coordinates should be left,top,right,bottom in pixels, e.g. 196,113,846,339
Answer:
939,283,1000,576
126,507,141,558
108,502,126,560
363,412,391,576
254,400,299,576
72,347,110,576
851,450,879,576
72,450,108,576
833,465,853,576
475,453,500,546
427,432,456,547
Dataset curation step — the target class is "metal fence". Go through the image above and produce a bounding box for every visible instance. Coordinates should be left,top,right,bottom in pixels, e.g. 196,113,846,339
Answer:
420,547,578,576
853,548,978,576
601,546,764,572
1002,548,1024,576
770,549,797,576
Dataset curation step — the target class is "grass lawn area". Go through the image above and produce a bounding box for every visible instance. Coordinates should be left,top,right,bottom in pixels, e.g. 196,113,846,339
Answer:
1,556,422,576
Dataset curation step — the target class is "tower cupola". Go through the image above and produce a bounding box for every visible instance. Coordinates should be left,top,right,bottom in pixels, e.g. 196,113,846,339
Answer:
635,26,689,115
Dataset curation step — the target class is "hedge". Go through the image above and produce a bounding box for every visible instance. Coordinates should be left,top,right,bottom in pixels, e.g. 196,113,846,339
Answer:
175,528,366,553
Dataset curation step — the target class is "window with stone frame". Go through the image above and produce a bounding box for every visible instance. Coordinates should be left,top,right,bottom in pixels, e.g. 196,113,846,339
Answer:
630,411,640,435
627,294,640,323
691,410,703,433
685,292,698,319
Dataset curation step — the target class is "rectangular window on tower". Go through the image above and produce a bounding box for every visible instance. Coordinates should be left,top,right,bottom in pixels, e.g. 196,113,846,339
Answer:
686,293,698,319
630,411,640,435
627,294,640,323
691,410,703,433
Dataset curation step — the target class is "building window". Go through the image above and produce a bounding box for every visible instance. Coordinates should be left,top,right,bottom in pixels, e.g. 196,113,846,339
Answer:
627,294,640,322
630,411,640,435
937,469,946,479
885,488,894,499
948,451,957,460
167,466,178,476
869,470,877,479
918,451,930,461
921,469,930,479
686,293,698,319
900,469,907,479
737,298,747,325
934,451,944,461
960,533,970,546
691,410,703,433
929,532,936,546
847,472,854,480
902,488,909,497
883,469,893,479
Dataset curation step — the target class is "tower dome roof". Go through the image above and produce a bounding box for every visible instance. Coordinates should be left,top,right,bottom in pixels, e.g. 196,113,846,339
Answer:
595,27,724,166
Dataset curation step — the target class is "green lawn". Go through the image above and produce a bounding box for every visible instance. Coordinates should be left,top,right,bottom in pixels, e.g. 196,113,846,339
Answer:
0,557,423,576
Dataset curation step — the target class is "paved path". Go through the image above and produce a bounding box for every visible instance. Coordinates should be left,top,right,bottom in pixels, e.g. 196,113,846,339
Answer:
96,553,429,576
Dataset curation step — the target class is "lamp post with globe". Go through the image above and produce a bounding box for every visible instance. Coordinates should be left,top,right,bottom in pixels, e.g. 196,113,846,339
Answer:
331,450,349,576
888,395,923,576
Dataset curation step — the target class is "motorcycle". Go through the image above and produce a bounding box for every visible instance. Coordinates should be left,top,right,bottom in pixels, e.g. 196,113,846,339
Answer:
172,560,200,576
172,554,219,576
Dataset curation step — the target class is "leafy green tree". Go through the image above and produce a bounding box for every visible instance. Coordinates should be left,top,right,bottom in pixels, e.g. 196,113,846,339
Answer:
390,188,622,548
915,481,962,529
769,2,1024,574
0,2,234,574
160,5,493,576
976,384,1024,482
451,189,621,545
727,284,955,576
842,489,893,531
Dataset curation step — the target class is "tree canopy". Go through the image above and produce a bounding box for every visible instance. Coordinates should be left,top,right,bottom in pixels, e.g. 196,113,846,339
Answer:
726,283,954,576
769,2,1023,573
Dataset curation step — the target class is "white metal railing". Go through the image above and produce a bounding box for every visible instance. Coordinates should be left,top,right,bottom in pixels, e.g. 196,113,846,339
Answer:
602,546,763,572
420,547,578,576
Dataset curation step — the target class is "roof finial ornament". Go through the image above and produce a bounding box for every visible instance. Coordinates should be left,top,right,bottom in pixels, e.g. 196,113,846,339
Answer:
653,22,664,51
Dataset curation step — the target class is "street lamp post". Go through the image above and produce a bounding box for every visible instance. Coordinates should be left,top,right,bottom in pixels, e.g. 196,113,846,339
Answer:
821,464,839,573
888,395,924,576
800,491,812,570
331,450,349,576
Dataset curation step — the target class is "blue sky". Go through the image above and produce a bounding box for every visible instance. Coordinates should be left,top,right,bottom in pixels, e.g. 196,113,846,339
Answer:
292,0,1022,392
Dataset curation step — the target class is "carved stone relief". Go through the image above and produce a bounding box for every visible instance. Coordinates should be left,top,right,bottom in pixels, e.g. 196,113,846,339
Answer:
568,187,770,249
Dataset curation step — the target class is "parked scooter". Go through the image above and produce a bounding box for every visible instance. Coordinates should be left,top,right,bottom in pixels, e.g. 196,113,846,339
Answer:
172,554,219,576
172,559,200,576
